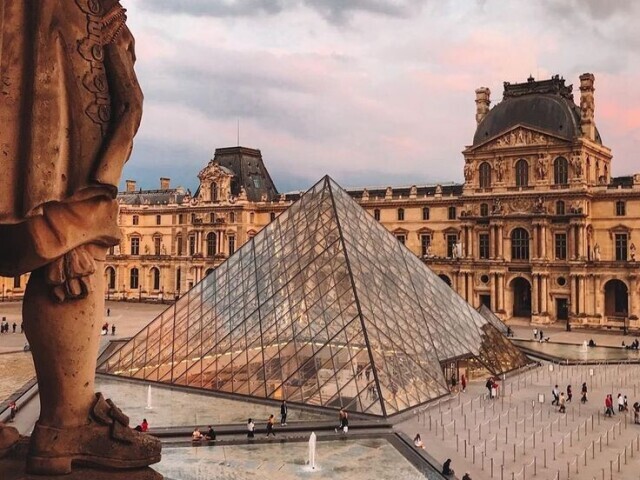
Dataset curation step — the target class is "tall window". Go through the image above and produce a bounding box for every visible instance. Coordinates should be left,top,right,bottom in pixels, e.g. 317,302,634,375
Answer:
191,213,196,223
615,201,626,216
395,234,406,245
130,268,139,289
229,236,236,255
176,235,183,256
479,162,492,188
511,228,530,260
13,276,21,289
154,236,161,256
130,237,140,256
151,267,160,290
178,213,184,224
420,234,431,257
374,209,381,221
106,267,116,289
446,234,458,258
554,157,568,185
155,215,161,225
555,233,567,260
207,232,217,257
270,212,276,221
210,213,215,223
422,207,430,220
229,212,236,223
176,268,181,292
556,200,565,215
480,203,489,217
397,208,405,221
210,181,218,202
250,212,255,223
479,233,490,259
189,235,196,256
448,206,456,220
515,159,529,187
132,215,139,226
615,234,628,261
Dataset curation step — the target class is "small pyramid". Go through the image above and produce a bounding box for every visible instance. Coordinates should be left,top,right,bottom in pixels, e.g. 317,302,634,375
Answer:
100,177,528,417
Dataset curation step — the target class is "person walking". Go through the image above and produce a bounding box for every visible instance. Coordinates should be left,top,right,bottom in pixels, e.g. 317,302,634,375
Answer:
486,377,493,399
461,374,467,393
280,400,288,426
533,328,538,340
617,393,624,412
247,418,255,439
111,324,116,336
551,385,560,406
539,330,544,342
559,392,566,413
266,414,276,438
605,395,614,417
566,385,572,403
107,308,111,317
581,383,588,403
623,395,629,412
633,402,640,424
12,322,16,333
9,402,17,422
450,374,457,392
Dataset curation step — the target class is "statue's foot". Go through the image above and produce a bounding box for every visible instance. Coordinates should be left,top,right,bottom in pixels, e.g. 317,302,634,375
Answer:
0,424,20,458
46,245,97,302
27,393,161,475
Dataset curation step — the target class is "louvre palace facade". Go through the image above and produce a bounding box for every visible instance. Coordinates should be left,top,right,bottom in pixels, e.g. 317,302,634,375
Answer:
2,73,639,331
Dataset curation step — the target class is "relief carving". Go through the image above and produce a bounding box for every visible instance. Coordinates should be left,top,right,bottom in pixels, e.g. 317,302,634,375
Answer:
536,154,549,180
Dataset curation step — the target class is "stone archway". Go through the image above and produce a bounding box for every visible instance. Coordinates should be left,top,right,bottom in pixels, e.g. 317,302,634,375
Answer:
511,277,531,318
604,279,628,317
438,274,452,287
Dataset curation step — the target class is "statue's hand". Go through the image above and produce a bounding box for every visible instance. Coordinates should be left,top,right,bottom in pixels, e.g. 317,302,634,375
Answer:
45,246,97,302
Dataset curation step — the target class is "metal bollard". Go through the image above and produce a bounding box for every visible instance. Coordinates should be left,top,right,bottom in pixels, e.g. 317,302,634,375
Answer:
464,439,467,458
456,434,459,452
473,445,476,465
491,457,494,478
513,443,516,462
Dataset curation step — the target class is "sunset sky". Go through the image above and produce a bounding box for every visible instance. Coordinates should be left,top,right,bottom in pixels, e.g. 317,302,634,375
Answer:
122,0,640,193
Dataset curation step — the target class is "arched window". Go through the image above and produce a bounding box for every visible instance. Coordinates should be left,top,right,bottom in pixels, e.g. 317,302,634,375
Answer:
130,268,139,289
479,162,492,188
556,200,565,215
151,267,161,290
210,182,218,202
397,208,405,221
480,203,489,217
515,159,529,187
511,228,530,260
554,157,569,185
206,232,217,257
106,267,116,290
422,207,430,220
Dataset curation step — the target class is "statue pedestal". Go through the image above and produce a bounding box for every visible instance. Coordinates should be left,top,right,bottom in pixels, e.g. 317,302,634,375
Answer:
0,441,162,480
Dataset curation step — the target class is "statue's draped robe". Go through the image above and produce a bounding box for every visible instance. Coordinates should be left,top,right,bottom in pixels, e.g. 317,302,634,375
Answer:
0,0,142,276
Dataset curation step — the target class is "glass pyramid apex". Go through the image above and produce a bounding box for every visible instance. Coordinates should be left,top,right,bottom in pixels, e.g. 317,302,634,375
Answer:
100,176,529,417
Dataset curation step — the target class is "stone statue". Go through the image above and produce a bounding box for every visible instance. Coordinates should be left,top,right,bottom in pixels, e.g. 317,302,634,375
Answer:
361,188,369,201
571,154,583,178
492,197,504,214
463,163,473,182
593,243,601,261
425,244,433,258
534,196,545,213
0,2,160,476
631,243,636,262
495,158,505,182
536,154,548,180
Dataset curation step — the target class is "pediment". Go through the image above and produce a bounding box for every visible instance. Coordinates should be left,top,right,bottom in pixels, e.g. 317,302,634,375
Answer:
198,161,235,182
466,125,572,153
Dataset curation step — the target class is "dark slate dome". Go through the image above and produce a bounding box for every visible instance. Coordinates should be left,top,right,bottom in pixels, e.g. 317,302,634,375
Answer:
473,75,601,146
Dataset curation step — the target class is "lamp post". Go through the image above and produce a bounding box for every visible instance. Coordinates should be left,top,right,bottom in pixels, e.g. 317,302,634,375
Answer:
566,299,572,332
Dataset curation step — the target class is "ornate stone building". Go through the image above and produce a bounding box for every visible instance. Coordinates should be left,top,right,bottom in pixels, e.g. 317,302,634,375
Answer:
2,74,639,331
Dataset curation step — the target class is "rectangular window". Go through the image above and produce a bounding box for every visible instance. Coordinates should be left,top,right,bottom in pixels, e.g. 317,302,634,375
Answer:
229,236,236,255
177,237,183,256
447,234,457,257
616,201,626,216
191,213,196,223
189,235,196,256
132,215,139,226
176,268,181,292
397,208,405,221
13,276,21,289
615,233,628,261
422,207,430,220
178,214,184,224
130,237,140,256
396,234,406,245
420,234,431,257
156,215,161,225
448,206,456,220
373,209,380,221
154,237,161,256
479,233,490,259
555,233,567,260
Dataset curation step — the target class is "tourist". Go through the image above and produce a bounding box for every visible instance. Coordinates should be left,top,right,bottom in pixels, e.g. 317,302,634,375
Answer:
111,324,116,335
485,377,493,399
506,326,513,337
141,418,148,432
588,339,596,347
633,402,640,424
605,395,614,417
461,374,467,393
551,385,560,406
266,414,276,438
559,392,566,413
9,402,17,422
414,433,425,449
462,474,472,480
280,400,288,426
205,425,216,441
247,418,255,439
533,328,538,340
107,308,111,317
12,322,16,333
581,383,588,403
618,394,625,412
624,395,629,412
450,374,457,392
491,378,499,399
566,385,572,402
192,427,203,441
341,410,349,433
442,458,455,476
539,329,544,342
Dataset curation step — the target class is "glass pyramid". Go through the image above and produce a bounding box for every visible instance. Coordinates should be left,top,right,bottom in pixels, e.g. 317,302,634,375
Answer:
99,177,529,417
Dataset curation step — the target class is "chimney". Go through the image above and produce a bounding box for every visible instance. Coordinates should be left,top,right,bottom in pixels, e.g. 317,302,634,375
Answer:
475,87,491,125
160,177,170,190
125,179,136,192
579,73,595,141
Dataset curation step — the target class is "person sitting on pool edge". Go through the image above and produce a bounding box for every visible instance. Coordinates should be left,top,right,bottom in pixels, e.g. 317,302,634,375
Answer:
192,427,203,442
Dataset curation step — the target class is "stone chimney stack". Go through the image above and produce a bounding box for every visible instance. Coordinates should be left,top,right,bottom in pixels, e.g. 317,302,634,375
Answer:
160,177,170,190
475,87,491,125
125,179,136,192
579,73,596,141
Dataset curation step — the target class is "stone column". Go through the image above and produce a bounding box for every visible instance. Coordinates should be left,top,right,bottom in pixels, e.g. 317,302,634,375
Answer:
498,225,504,259
541,275,548,315
541,224,547,259
630,275,638,320
497,274,505,312
577,225,584,260
568,228,575,260
532,275,539,315
490,274,496,311
468,227,475,259
578,276,586,316
489,226,495,259
532,226,539,260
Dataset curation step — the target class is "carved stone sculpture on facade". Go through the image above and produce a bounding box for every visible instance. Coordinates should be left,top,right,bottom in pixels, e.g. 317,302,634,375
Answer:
463,162,473,182
571,154,584,178
631,243,636,262
536,154,548,180
593,243,601,261
0,1,160,476
495,157,505,182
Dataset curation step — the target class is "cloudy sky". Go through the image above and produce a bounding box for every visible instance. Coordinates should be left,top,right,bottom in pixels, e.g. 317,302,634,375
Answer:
122,0,640,193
